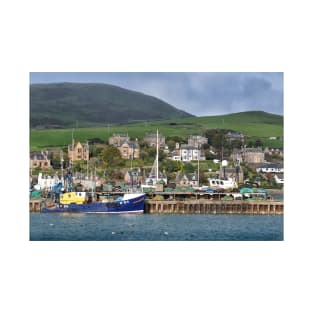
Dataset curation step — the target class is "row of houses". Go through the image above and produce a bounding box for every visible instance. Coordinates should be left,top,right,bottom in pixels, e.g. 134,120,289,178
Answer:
31,145,282,171
109,133,208,162
31,148,282,171
30,134,283,174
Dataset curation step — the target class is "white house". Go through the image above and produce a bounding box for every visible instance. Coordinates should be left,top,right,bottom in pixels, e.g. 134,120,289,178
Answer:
256,163,284,173
37,173,61,190
180,145,205,162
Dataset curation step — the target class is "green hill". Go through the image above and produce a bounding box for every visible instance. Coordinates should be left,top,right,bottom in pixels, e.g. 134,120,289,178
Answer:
30,83,193,128
30,111,283,151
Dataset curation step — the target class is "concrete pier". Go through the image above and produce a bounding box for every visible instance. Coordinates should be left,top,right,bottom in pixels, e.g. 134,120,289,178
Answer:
29,199,42,212
29,199,55,212
145,200,283,215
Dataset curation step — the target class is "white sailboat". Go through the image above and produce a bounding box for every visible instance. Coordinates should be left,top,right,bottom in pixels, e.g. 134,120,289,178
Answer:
142,129,167,188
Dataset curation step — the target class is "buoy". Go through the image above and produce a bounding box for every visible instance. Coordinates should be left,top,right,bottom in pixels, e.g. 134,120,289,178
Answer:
164,231,168,235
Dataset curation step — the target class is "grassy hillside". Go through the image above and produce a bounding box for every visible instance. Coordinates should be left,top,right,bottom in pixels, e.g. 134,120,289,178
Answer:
30,111,283,151
30,83,193,128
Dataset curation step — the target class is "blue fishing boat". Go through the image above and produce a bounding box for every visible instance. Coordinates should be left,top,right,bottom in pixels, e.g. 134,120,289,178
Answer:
41,192,145,213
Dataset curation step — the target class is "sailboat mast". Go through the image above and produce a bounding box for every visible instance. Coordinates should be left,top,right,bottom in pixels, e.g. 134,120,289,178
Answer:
60,150,64,184
198,144,200,187
71,128,74,169
156,129,159,182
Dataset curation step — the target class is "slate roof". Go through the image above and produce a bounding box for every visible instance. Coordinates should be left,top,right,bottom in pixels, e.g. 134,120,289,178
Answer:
30,152,49,160
257,163,283,169
176,172,197,181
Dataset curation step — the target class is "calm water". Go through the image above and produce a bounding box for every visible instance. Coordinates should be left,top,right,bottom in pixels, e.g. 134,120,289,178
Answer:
30,213,283,241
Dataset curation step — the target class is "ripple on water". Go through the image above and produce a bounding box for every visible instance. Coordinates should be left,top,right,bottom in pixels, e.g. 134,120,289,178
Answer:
30,213,283,241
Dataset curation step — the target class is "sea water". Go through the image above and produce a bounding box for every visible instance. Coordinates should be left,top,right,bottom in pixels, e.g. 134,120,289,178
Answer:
30,213,283,241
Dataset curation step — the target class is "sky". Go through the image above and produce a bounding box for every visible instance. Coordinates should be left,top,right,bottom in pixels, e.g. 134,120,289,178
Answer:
30,72,283,116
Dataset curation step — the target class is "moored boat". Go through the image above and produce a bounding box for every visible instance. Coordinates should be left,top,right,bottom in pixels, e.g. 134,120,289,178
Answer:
41,192,145,213
208,178,237,190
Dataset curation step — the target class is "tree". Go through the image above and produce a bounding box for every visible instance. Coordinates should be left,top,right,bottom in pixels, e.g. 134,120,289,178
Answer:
89,145,106,158
255,139,263,147
73,160,85,172
183,162,195,174
161,159,180,174
166,139,176,151
199,171,208,185
99,145,123,168
50,153,61,169
167,136,187,144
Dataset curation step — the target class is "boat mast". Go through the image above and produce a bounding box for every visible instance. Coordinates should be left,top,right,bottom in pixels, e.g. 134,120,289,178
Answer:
86,140,89,179
60,150,64,184
156,129,159,183
197,144,200,187
71,128,74,170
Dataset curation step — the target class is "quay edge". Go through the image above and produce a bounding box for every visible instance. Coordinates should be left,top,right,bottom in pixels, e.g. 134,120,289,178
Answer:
144,200,283,214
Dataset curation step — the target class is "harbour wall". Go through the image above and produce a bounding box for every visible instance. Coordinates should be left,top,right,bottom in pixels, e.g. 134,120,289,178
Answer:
145,200,283,214
30,198,284,214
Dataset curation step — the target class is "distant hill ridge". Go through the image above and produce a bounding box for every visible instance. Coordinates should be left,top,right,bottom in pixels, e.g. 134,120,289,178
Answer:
30,82,194,129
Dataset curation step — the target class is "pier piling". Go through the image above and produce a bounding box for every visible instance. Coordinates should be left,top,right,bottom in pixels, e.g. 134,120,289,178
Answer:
145,200,283,215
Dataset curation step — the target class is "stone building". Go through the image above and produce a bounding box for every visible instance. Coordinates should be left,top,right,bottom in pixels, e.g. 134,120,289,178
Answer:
242,147,265,163
143,133,166,147
219,166,244,183
264,147,284,157
68,141,89,162
225,132,244,142
187,135,208,147
231,147,265,164
117,141,140,159
109,134,130,146
124,169,143,185
175,172,199,187
30,151,51,169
